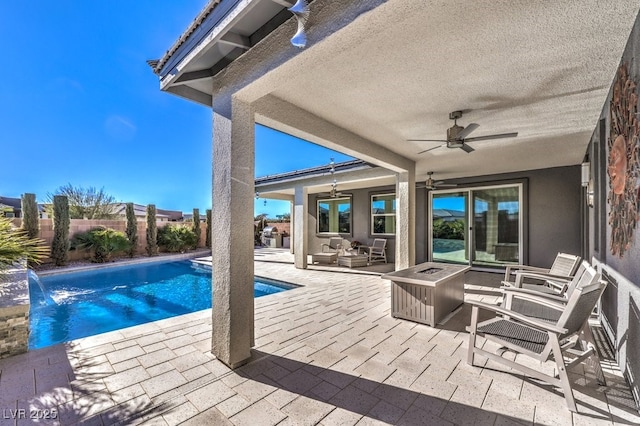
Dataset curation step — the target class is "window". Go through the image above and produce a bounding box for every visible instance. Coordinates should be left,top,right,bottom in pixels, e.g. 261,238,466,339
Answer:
317,197,351,234
371,193,396,235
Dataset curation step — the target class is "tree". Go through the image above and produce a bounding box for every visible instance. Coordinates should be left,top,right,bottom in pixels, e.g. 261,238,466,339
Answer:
192,208,201,248
205,209,212,248
47,183,116,219
21,193,39,239
146,204,158,256
0,217,49,271
125,203,138,257
51,195,70,266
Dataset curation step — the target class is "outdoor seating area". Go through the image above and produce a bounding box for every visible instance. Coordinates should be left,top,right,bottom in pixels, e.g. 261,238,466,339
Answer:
1,254,637,425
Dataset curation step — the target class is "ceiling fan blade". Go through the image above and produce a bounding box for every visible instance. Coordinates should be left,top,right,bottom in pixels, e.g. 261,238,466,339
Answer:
407,139,447,142
456,123,479,140
418,144,444,154
460,144,475,153
464,132,518,143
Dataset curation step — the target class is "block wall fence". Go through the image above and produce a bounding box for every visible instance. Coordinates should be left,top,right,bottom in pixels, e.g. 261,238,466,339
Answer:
10,218,208,262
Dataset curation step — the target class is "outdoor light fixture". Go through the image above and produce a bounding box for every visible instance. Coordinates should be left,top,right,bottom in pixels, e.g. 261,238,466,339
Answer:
581,162,590,187
289,0,309,48
581,163,594,207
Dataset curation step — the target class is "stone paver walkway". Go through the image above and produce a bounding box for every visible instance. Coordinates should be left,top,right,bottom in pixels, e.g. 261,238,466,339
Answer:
0,259,638,425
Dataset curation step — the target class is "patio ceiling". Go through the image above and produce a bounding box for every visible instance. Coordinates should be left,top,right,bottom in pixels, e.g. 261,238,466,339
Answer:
157,0,640,186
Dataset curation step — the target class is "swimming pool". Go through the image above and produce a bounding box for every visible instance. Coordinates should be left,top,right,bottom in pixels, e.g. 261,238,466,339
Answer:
28,260,295,349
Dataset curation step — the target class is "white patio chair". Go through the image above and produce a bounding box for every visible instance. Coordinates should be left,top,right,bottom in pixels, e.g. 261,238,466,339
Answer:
502,252,581,294
468,267,606,412
364,238,387,264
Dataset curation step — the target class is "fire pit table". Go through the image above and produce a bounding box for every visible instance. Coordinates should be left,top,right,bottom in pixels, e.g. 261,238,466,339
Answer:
382,262,470,326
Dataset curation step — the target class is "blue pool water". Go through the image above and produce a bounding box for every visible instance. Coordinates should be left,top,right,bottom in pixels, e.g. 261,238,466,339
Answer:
28,260,295,349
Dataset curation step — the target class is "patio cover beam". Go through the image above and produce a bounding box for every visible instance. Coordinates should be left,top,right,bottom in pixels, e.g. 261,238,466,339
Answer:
254,95,414,174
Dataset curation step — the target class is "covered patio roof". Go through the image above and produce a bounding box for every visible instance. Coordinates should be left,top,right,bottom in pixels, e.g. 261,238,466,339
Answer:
152,0,640,184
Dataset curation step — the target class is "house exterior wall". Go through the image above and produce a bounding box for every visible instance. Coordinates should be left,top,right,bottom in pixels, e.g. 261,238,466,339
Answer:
306,165,580,267
588,11,640,404
444,166,582,268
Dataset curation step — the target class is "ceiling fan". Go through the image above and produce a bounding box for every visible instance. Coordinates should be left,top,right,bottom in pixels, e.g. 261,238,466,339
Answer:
409,111,518,154
417,172,457,190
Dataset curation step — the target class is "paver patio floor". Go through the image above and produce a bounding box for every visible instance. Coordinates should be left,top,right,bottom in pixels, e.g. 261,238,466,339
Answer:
1,255,638,425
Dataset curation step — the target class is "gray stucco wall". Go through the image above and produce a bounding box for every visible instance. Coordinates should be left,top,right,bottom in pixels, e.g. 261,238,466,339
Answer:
589,10,640,405
307,165,581,269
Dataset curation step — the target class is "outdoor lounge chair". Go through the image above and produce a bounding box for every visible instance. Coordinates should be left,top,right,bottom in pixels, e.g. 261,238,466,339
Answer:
311,237,342,264
502,252,581,294
363,238,387,264
468,266,606,412
502,261,598,322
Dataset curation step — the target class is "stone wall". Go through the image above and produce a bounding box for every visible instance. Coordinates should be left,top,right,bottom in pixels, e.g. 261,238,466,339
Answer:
0,266,29,359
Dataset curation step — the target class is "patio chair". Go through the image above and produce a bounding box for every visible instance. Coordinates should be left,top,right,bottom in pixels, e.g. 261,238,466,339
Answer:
502,252,581,294
467,271,607,412
311,237,342,264
363,238,387,264
501,261,601,322
321,237,343,253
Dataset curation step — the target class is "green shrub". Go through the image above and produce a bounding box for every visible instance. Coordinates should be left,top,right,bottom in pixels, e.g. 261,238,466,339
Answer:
0,217,49,271
432,218,465,239
51,195,70,266
71,227,130,263
146,204,158,256
192,208,201,248
125,203,138,257
157,225,197,252
21,193,39,239
205,209,212,248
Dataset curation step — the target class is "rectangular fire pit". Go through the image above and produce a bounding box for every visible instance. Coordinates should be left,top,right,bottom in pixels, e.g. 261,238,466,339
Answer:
383,262,470,326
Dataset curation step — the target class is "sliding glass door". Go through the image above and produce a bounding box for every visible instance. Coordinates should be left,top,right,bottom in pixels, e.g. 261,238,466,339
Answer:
431,192,469,264
430,184,522,267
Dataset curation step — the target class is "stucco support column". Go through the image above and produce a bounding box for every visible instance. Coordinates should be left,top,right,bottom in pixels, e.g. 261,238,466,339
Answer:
289,200,295,254
396,170,415,269
211,98,254,369
293,185,308,269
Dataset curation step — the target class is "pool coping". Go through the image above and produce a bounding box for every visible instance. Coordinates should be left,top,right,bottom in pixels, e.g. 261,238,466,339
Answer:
36,249,211,277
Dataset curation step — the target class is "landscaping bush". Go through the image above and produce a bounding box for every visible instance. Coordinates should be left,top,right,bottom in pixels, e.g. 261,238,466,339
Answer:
51,195,70,266
432,218,465,240
0,217,49,271
125,202,138,257
192,208,201,248
21,193,39,239
157,225,197,253
146,204,158,256
71,227,130,263
205,209,212,248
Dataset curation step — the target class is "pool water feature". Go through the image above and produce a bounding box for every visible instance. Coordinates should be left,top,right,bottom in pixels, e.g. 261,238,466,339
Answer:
28,260,295,349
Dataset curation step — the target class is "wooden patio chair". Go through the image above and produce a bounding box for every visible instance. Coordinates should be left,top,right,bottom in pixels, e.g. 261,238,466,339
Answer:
502,252,581,295
467,267,607,412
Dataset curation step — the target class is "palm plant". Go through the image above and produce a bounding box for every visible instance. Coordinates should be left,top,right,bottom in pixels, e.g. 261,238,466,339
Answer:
71,227,130,263
0,217,49,271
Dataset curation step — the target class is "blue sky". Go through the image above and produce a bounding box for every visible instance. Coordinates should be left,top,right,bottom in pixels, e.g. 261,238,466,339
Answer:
1,1,352,218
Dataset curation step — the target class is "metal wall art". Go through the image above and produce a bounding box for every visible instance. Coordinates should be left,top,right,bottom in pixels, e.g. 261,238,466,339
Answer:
608,63,640,257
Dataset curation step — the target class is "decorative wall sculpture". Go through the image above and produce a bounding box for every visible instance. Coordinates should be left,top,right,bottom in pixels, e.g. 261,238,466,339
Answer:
608,63,640,257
